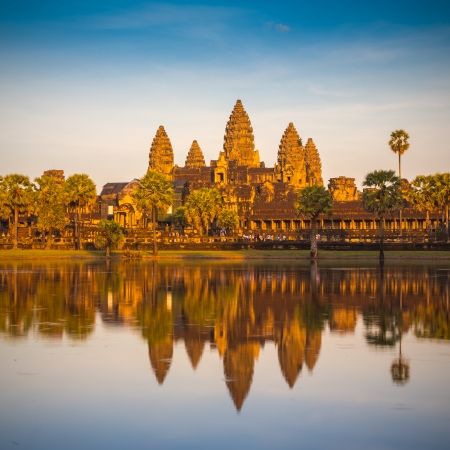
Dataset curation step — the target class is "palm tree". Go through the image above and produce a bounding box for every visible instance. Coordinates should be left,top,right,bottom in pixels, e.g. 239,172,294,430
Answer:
0,174,35,249
132,170,174,256
389,130,410,236
389,130,410,180
432,173,450,241
295,186,332,259
65,174,97,250
362,170,402,263
184,188,223,236
407,175,436,236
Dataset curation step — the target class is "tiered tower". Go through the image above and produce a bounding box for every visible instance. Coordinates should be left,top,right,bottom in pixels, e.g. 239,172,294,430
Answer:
304,138,323,186
185,140,206,168
223,100,260,167
148,125,174,178
276,122,307,188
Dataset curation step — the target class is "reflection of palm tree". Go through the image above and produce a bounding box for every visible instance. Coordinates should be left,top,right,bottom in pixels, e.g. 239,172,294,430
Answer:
391,334,410,385
391,283,410,385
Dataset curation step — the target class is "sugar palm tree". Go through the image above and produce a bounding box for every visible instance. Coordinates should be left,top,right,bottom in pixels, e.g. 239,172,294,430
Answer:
389,130,410,236
389,130,410,180
432,173,450,241
65,174,97,250
362,170,402,263
407,175,436,234
0,174,35,249
296,186,332,259
132,170,174,256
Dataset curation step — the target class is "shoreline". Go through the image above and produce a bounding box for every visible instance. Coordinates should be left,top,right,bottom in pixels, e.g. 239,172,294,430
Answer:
0,249,449,261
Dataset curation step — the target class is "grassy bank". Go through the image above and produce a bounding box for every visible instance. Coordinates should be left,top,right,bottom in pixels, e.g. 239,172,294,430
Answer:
0,248,449,261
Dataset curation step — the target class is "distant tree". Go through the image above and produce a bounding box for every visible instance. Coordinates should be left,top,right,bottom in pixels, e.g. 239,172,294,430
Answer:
407,175,436,232
172,206,188,234
389,130,410,180
35,173,68,248
432,173,450,240
132,170,174,256
0,174,35,249
184,188,222,235
362,170,402,263
389,130,410,236
295,186,332,259
217,208,239,234
96,219,124,258
65,174,97,250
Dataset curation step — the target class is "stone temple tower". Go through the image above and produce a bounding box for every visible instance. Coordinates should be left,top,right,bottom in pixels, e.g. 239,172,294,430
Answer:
185,140,206,168
276,122,307,188
223,100,260,168
148,125,174,178
304,138,323,186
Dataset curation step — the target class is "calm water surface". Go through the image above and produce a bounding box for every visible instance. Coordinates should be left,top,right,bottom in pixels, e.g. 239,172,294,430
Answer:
1,261,449,449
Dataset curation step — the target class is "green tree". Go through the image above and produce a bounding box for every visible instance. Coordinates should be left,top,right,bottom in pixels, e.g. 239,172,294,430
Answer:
407,175,436,233
184,188,222,236
217,208,239,234
362,170,402,263
432,173,450,240
96,219,124,258
0,174,35,249
35,174,68,248
295,186,332,259
65,174,97,250
172,206,188,234
132,170,174,256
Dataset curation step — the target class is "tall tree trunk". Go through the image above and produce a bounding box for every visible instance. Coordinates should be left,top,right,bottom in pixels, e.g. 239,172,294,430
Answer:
13,207,18,249
310,217,318,260
74,209,79,250
106,244,111,259
379,217,385,265
77,209,82,250
152,206,157,256
445,204,449,242
398,153,403,237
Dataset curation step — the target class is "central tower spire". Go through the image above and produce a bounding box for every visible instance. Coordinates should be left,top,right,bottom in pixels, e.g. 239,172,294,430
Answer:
223,100,260,167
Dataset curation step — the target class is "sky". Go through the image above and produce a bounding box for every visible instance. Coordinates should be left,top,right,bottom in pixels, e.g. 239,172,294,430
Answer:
1,0,450,190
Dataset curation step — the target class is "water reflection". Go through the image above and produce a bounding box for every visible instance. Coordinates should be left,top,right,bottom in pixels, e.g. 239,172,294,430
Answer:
0,261,449,411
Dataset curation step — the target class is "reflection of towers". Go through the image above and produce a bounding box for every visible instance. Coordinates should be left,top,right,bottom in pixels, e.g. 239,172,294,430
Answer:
305,331,321,372
277,321,306,388
148,339,173,385
223,343,259,411
184,326,205,370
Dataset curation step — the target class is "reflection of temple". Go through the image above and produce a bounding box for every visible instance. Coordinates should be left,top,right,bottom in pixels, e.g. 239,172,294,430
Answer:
1,262,449,410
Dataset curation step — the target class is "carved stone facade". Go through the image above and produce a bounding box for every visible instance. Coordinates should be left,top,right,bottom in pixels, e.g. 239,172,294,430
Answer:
185,140,205,168
328,177,359,201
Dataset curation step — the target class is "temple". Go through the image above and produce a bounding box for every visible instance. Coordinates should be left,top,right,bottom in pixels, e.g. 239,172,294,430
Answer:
95,98,439,238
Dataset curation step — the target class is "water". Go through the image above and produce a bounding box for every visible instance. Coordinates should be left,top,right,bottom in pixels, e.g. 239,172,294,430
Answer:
0,261,449,449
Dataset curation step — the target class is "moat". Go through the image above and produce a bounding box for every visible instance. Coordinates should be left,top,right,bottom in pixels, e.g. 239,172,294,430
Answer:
1,261,449,449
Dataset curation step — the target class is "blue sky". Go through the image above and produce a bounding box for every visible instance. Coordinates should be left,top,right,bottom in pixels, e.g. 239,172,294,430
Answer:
1,1,450,189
